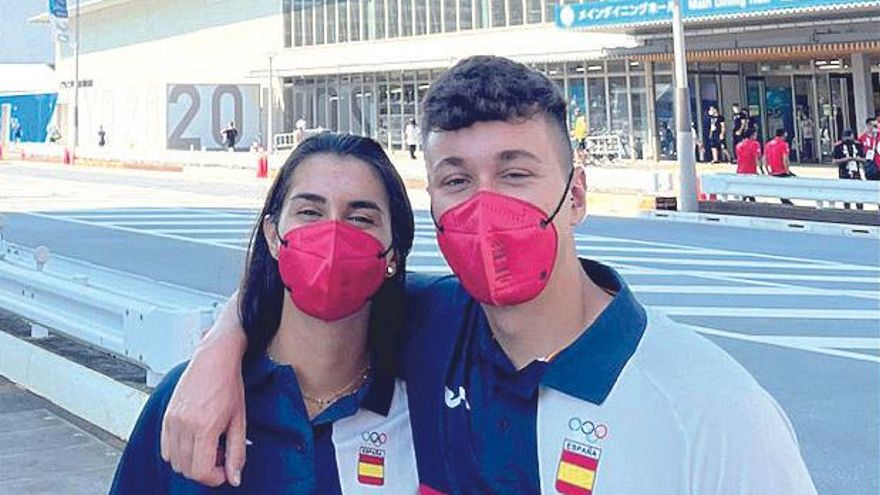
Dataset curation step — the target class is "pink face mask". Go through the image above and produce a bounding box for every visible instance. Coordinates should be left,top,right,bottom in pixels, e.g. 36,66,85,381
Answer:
277,221,392,321
434,169,573,306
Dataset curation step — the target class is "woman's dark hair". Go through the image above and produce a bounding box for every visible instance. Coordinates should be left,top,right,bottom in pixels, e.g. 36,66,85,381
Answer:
238,132,415,376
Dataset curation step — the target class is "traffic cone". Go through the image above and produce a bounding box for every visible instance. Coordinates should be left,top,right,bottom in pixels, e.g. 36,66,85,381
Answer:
695,175,716,201
256,152,268,178
63,148,72,165
0,143,4,160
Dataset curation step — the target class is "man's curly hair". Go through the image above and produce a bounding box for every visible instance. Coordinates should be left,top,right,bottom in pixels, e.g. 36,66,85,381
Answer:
420,55,572,168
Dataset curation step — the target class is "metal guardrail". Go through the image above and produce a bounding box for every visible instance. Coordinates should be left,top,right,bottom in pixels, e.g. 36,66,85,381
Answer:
0,238,225,387
701,174,880,207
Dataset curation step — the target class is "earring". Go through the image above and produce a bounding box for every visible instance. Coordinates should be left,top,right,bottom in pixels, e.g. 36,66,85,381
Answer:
386,265,396,276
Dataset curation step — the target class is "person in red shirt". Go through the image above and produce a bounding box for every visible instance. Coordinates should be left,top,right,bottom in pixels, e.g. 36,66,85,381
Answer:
735,128,763,202
764,128,794,205
858,117,880,181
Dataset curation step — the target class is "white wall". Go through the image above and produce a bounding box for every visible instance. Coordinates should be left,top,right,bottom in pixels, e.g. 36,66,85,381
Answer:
54,0,282,152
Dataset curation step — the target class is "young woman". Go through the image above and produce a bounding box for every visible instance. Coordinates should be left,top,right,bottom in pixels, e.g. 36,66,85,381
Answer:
110,133,418,493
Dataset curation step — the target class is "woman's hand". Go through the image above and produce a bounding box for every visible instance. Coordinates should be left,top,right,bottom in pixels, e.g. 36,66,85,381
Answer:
160,295,248,487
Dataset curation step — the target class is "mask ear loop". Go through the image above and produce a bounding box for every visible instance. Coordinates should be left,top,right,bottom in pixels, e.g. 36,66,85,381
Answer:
430,208,444,234
540,166,576,229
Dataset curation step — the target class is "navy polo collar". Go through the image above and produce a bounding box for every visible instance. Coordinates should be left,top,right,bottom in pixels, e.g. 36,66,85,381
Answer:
477,258,647,405
242,351,396,420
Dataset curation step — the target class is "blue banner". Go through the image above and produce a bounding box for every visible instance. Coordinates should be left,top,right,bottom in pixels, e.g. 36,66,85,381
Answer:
557,0,869,29
557,1,671,29
683,0,858,18
50,0,68,19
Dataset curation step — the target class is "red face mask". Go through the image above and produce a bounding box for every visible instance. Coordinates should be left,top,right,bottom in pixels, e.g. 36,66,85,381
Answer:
434,170,573,306
277,221,391,321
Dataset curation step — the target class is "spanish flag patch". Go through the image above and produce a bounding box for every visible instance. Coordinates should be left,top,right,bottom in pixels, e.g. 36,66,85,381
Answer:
555,439,601,495
357,446,385,486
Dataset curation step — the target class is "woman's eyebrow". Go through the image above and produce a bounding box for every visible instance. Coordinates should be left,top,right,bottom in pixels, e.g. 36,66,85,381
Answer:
348,200,384,213
289,192,326,203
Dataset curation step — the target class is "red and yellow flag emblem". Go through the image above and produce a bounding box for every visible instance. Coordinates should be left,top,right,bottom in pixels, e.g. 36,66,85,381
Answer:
555,440,601,495
357,446,385,486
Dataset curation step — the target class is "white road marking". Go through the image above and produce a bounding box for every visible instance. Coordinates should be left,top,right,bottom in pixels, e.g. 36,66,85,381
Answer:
656,306,879,319
681,322,880,364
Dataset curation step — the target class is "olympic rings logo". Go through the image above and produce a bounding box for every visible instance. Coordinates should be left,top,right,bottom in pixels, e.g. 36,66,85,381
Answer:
568,417,608,443
361,431,388,446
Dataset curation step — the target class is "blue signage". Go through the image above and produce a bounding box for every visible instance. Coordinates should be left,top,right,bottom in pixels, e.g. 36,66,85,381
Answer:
556,1,671,29
683,0,860,18
557,0,871,29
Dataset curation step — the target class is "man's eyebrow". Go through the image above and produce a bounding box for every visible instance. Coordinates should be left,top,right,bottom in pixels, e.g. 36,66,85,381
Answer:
432,156,465,171
498,149,542,163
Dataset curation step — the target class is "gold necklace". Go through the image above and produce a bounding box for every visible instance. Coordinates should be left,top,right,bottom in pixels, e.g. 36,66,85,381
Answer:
301,361,371,407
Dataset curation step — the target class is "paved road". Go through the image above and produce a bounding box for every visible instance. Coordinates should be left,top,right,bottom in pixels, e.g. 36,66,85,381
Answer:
3,205,878,495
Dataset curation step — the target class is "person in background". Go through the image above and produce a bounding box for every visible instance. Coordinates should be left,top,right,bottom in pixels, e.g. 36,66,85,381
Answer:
858,116,880,181
222,121,239,151
731,103,749,163
735,128,763,202
404,118,420,160
764,128,795,205
706,105,727,163
98,125,107,147
833,129,865,210
799,111,815,162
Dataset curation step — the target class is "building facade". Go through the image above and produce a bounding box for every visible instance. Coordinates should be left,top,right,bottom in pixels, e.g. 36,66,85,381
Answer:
41,0,880,163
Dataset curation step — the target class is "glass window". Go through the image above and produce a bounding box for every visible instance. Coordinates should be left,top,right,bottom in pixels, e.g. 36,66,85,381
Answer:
315,0,325,44
293,0,303,46
509,0,523,25
587,78,607,133
476,0,488,28
317,80,328,128
415,0,428,34
606,60,626,73
302,0,314,45
382,0,393,38
608,76,629,135
327,0,337,43
491,0,506,27
350,0,361,40
629,75,647,159
337,76,351,133
654,74,676,159
526,0,541,22
430,0,442,32
628,60,644,73
284,0,292,48
568,78,585,130
351,75,364,135
390,76,404,149
443,0,457,31
338,0,348,42
459,0,473,29
586,61,604,74
544,0,555,25
402,0,414,35
378,81,390,148
654,61,672,73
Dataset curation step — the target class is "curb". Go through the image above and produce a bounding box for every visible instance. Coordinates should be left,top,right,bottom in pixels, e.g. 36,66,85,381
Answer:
0,330,148,441
644,210,880,239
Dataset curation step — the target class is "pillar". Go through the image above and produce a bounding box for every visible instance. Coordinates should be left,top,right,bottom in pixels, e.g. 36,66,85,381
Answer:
852,53,876,131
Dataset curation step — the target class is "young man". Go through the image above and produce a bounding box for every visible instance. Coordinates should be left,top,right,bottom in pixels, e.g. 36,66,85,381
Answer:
705,105,726,163
730,103,749,162
735,128,763,202
833,129,866,210
858,116,880,181
764,128,795,205
160,56,816,494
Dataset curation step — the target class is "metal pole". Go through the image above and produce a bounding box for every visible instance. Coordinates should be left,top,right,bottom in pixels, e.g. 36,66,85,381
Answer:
672,0,697,211
267,54,274,153
73,0,80,154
